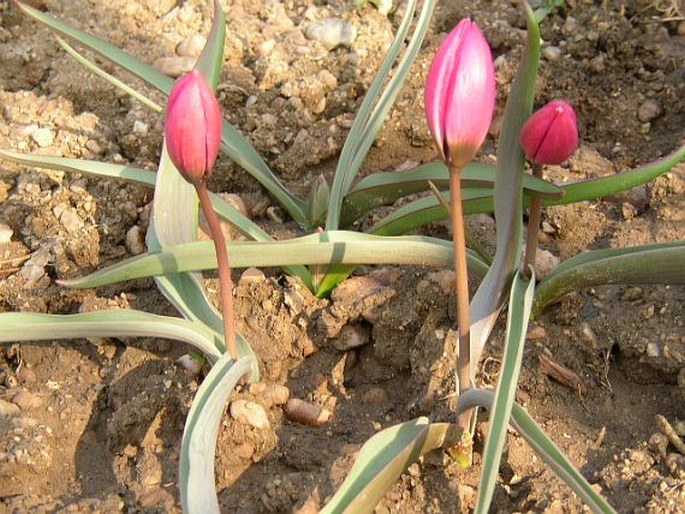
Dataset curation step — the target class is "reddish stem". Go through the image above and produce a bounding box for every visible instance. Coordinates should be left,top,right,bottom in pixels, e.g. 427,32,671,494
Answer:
195,182,238,360
449,167,471,430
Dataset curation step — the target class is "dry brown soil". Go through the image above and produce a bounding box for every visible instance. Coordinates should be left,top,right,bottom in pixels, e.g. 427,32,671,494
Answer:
0,0,684,512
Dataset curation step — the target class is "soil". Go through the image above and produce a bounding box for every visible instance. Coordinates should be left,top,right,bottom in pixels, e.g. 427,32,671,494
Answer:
1,0,684,512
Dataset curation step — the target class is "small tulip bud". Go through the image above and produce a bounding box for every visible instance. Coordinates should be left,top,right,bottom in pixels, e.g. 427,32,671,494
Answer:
424,19,496,169
164,70,222,184
520,100,578,165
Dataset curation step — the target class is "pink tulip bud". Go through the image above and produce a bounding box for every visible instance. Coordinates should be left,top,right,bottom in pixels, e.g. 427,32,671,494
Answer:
424,19,496,169
520,100,578,165
164,70,222,184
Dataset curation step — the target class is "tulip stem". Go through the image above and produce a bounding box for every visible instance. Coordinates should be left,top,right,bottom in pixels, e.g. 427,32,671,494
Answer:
449,166,471,430
524,163,544,275
195,182,238,361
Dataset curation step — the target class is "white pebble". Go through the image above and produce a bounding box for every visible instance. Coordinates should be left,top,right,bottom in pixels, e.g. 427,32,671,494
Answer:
133,120,149,136
0,223,13,244
125,225,145,255
153,56,197,77
177,34,207,58
305,18,357,51
230,399,270,429
543,46,562,62
31,127,54,148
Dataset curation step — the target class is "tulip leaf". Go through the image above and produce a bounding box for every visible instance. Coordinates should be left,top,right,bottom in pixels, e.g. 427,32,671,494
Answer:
0,149,312,288
469,2,540,381
0,310,223,362
369,188,495,236
326,0,420,230
59,232,490,289
14,0,308,228
546,143,685,207
0,148,157,185
180,354,253,514
320,418,461,514
476,269,535,513
13,0,174,91
340,161,562,228
532,242,685,317
458,389,616,514
195,0,225,90
55,36,163,112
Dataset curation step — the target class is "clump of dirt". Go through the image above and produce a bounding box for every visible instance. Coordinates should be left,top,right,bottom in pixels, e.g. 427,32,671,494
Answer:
1,0,684,512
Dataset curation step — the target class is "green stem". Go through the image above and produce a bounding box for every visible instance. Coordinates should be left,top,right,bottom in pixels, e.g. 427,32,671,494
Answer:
195,182,238,360
449,166,471,430
524,163,543,274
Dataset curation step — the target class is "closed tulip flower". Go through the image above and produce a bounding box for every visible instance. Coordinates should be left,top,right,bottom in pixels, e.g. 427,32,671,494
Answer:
520,100,578,165
164,69,222,184
424,19,496,169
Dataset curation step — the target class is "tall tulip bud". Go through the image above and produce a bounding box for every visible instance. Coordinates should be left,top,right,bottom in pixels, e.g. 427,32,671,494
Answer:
520,100,578,165
164,70,222,184
424,19,496,169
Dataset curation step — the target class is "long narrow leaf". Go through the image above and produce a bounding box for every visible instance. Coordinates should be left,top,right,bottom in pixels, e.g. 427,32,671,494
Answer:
545,143,685,207
469,3,540,381
458,389,616,514
370,188,496,236
0,149,312,286
195,0,225,89
476,269,535,513
0,149,157,185
532,244,685,317
341,161,561,227
180,354,253,514
344,0,436,201
14,0,307,227
326,0,419,229
0,310,222,361
56,36,162,112
59,232,490,289
320,418,461,514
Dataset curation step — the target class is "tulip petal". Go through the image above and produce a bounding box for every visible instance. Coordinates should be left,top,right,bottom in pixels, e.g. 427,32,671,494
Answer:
424,19,496,168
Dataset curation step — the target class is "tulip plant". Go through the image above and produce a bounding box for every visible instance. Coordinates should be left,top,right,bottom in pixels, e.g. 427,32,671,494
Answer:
1,0,685,513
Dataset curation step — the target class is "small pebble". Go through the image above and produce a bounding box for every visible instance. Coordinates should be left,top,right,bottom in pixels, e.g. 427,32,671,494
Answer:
125,225,145,255
362,387,389,405
12,391,43,411
534,249,560,279
578,322,598,349
0,398,20,417
59,208,84,233
176,34,207,58
541,221,556,234
153,56,196,77
331,324,369,351
637,99,662,123
542,46,562,61
230,399,270,429
526,326,547,340
0,223,13,244
249,382,290,406
305,18,357,50
285,398,331,426
646,342,660,358
240,267,266,283
31,127,54,148
133,120,149,136
85,139,105,155
176,354,202,375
